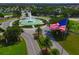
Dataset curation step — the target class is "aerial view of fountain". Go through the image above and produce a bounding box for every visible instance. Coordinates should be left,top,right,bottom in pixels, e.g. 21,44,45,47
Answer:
19,10,44,28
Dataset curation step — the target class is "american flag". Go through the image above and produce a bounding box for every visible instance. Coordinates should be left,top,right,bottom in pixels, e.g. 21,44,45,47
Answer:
49,18,68,32
49,23,59,30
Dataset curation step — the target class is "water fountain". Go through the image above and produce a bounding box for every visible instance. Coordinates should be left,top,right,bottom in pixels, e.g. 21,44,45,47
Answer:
27,10,32,21
19,10,44,28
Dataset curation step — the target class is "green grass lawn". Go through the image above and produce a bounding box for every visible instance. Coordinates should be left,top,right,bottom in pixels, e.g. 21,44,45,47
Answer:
58,33,79,55
0,37,27,55
0,18,18,23
68,20,79,32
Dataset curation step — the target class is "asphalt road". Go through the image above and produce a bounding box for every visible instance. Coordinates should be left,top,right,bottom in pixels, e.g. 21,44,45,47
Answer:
22,29,41,55
0,20,11,30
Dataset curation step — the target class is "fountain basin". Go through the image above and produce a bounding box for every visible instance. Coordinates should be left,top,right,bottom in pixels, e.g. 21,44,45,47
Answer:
19,18,44,26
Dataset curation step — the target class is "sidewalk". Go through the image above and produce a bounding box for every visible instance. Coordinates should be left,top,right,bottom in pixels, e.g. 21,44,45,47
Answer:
45,31,69,55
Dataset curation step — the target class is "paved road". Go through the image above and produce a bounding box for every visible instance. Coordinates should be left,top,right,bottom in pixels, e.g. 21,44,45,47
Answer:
22,29,41,55
0,20,11,30
0,19,18,30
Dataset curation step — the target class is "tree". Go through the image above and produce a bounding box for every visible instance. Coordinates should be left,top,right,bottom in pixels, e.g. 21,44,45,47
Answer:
31,5,38,16
49,14,65,24
0,13,4,18
13,20,19,26
43,36,52,49
0,32,4,41
35,26,42,39
0,28,5,44
13,11,21,18
0,28,5,32
3,26,23,45
42,36,52,55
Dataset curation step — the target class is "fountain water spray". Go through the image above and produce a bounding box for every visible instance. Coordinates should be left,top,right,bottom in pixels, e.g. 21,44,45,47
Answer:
19,10,44,28
27,10,32,21
27,10,35,28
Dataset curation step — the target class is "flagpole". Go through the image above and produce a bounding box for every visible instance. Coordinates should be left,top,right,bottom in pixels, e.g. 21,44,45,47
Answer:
61,29,67,55
61,46,63,55
61,32,64,55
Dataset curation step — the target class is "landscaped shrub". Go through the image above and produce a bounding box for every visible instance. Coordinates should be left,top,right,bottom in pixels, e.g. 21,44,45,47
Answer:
0,28,5,32
51,48,60,55
13,20,19,26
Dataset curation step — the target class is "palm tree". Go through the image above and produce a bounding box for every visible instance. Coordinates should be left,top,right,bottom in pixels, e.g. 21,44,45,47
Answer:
13,10,21,19
35,26,42,39
3,26,23,45
0,28,5,32
0,35,2,40
0,13,4,17
44,36,52,48
42,36,52,54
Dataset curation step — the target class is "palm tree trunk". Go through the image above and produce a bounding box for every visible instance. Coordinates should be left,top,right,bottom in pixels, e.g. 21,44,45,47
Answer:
45,47,48,54
5,39,8,44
